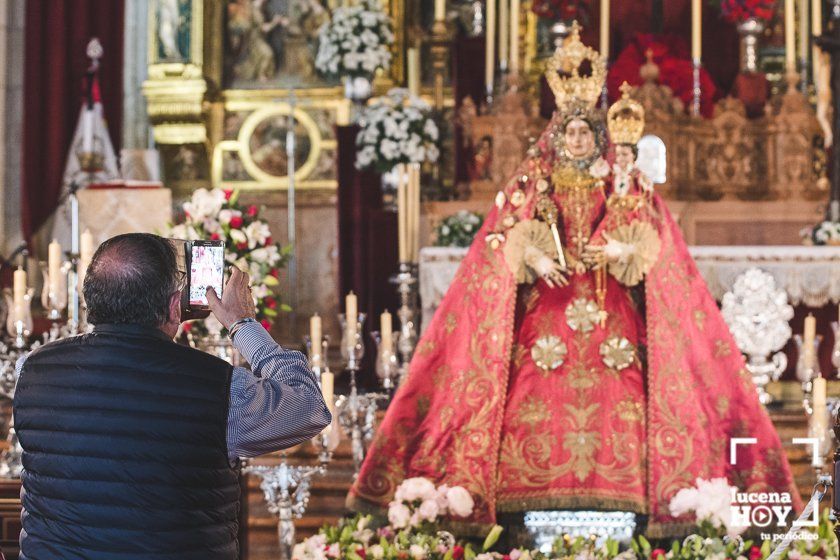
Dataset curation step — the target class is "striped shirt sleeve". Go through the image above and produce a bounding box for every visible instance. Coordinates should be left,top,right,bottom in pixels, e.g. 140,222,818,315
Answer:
227,321,331,461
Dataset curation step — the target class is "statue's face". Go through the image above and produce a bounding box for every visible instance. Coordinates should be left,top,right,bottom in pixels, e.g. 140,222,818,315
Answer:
564,118,595,159
615,145,636,170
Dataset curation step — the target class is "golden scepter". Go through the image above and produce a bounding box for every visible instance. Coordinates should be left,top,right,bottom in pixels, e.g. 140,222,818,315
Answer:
535,195,567,271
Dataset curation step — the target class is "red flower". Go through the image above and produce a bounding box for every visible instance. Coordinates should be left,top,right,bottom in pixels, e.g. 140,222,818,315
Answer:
230,216,244,229
355,548,367,559
452,546,464,560
265,297,277,309
720,0,775,24
247,205,258,217
269,267,280,278
182,322,192,332
236,241,248,251
749,545,762,560
264,236,273,246
223,189,234,200
651,549,667,560
210,232,220,241
260,319,272,330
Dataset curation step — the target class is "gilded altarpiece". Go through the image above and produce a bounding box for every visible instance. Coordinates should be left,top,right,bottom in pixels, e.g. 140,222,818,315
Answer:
144,0,407,196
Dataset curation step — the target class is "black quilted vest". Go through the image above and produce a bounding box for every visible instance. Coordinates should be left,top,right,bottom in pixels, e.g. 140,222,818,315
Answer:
13,323,239,560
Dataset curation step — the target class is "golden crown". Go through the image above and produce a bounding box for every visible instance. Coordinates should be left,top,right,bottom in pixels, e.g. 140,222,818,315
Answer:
544,22,607,111
607,82,645,145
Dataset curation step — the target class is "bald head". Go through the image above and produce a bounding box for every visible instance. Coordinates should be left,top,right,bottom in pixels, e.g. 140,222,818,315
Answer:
83,234,181,327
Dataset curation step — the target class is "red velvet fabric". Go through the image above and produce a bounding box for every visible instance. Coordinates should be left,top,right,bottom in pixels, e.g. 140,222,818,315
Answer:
22,0,124,244
336,125,400,387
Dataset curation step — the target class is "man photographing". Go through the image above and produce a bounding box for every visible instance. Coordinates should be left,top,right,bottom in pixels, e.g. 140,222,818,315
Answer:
13,233,331,560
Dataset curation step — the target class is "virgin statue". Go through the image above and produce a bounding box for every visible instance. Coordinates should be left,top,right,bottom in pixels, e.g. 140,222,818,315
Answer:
347,26,800,537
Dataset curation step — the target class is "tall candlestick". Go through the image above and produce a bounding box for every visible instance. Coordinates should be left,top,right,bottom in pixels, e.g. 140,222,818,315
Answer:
499,0,509,71
813,0,823,86
804,313,817,369
813,376,827,411
407,48,420,97
691,0,702,62
310,313,323,363
434,0,445,21
786,0,797,73
48,239,62,300
811,375,828,447
408,164,421,262
600,0,610,60
510,0,520,74
346,292,358,342
485,0,496,96
13,267,26,323
81,109,94,153
381,310,393,352
397,165,408,263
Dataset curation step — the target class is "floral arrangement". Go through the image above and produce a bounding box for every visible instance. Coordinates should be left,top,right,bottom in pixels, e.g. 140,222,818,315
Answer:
801,221,840,245
356,88,440,173
530,0,590,23
295,476,838,560
165,188,290,334
315,0,394,80
434,211,484,248
716,0,775,24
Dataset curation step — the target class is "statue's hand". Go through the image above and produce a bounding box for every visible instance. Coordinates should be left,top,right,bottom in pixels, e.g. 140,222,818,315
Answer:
535,255,568,288
582,244,605,268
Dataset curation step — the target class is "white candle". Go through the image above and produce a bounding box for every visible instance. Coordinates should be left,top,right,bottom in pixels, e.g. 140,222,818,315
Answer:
799,0,809,66
804,313,817,370
321,369,334,413
510,0,520,74
691,0,702,62
435,0,446,20
409,164,421,263
79,229,94,290
813,0,823,86
397,165,408,263
786,0,796,73
13,267,26,323
407,48,420,97
81,109,94,153
48,239,62,300
499,0,508,71
346,292,358,341
381,310,393,352
310,313,323,365
600,0,610,61
485,0,496,94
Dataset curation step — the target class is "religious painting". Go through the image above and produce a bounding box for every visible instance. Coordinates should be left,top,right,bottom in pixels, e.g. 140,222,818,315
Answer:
149,0,203,66
224,0,336,88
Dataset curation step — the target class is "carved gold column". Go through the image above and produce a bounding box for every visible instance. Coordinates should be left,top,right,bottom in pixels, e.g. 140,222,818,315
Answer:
430,18,450,111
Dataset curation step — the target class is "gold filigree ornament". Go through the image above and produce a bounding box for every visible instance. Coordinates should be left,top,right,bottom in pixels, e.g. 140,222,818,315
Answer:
510,190,526,207
531,335,568,372
607,82,646,146
503,220,557,284
606,220,662,287
565,298,600,333
544,22,607,112
600,336,636,371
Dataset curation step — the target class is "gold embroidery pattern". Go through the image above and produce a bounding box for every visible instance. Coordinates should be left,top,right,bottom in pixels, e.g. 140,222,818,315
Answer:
516,396,552,427
600,336,636,371
565,298,600,333
531,335,568,373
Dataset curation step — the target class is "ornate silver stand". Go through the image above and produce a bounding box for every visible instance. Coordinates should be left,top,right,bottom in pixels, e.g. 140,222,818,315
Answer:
721,268,793,405
391,262,419,384
243,443,331,560
335,313,388,474
0,337,42,478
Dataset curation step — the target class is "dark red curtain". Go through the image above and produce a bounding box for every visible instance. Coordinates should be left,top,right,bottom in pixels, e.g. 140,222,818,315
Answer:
22,0,124,244
336,125,400,388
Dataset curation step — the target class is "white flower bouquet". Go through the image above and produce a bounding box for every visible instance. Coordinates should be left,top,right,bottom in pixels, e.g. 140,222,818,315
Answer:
434,210,484,248
164,188,290,336
802,220,840,245
356,88,441,173
315,0,394,80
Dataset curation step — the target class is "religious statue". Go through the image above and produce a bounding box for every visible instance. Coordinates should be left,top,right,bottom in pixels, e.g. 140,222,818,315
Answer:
347,25,801,537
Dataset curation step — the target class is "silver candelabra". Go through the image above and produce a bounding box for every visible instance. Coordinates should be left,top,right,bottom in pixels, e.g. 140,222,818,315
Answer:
391,262,419,385
335,313,388,475
0,335,43,478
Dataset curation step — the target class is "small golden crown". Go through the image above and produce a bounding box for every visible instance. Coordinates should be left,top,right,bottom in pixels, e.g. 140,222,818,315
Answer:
544,22,607,111
607,82,645,145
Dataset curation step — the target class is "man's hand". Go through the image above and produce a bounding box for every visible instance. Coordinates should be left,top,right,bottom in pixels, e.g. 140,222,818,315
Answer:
206,266,257,330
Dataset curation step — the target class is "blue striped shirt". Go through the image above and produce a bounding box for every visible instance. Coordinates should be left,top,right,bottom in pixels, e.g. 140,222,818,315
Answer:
15,323,332,464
